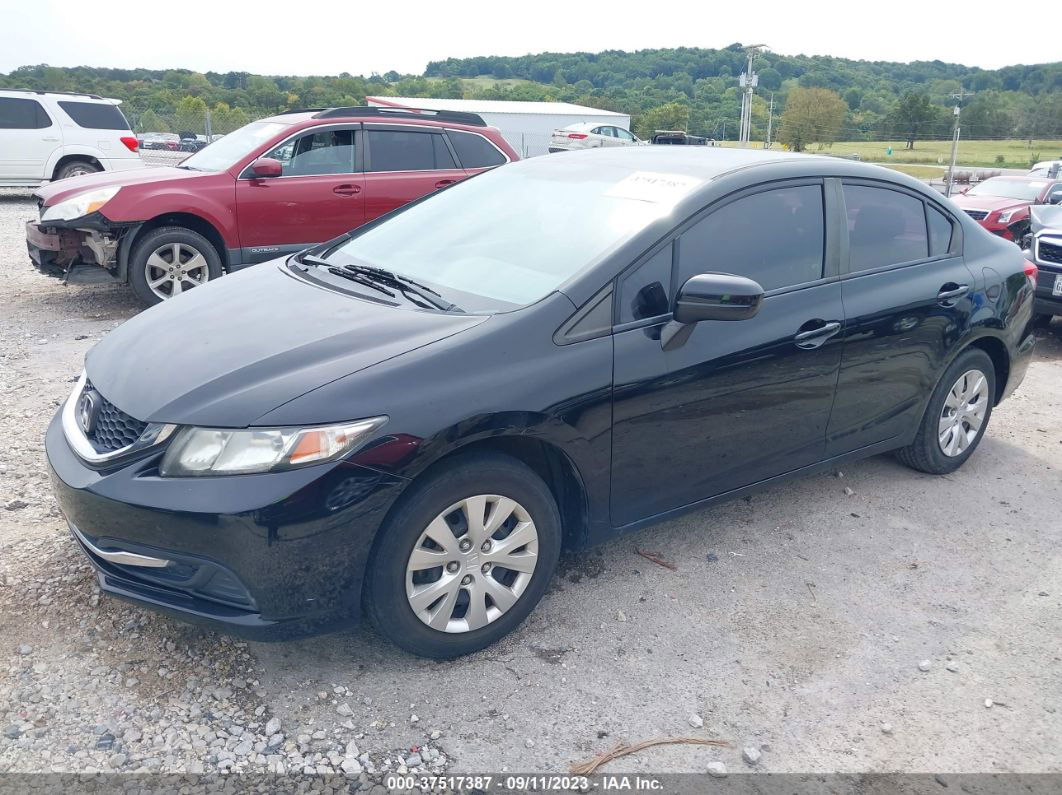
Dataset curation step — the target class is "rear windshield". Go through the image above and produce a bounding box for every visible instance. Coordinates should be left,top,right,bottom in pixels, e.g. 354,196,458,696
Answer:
57,101,130,130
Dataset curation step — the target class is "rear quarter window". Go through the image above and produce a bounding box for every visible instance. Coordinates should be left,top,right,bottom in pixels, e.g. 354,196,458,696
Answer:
447,130,507,168
57,101,131,130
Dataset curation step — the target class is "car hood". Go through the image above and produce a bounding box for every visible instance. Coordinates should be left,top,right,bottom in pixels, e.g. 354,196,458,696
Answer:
35,166,217,206
84,261,488,427
951,193,1028,212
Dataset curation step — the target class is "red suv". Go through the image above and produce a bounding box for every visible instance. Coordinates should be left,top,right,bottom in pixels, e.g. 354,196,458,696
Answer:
951,175,1062,242
26,107,517,304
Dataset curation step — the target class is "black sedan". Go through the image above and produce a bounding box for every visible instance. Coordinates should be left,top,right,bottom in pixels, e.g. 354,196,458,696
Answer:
46,147,1037,658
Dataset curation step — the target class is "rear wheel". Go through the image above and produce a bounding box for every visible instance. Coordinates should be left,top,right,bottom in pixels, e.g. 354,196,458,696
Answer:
365,453,561,658
895,348,996,475
128,226,222,306
55,160,100,180
1031,313,1054,329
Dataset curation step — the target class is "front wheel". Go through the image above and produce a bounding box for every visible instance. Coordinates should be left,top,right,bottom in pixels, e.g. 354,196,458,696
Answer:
895,348,996,475
364,453,561,658
128,226,222,306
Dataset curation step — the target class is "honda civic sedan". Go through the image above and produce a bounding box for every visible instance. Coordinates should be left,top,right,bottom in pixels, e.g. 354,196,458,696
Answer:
46,147,1037,658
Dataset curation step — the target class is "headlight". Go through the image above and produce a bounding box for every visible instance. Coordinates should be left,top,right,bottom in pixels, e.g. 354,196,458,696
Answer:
159,417,387,477
997,208,1017,224
41,186,121,222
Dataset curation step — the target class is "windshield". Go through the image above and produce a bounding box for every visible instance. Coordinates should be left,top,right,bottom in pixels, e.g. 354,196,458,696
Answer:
322,158,689,310
179,121,288,172
967,178,1046,201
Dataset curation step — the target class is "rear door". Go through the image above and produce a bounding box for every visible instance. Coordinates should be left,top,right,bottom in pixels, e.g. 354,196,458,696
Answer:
0,97,56,180
234,124,364,261
825,179,974,455
361,125,466,221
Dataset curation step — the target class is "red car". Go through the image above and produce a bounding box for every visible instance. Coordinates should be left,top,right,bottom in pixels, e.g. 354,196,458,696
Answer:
951,175,1062,242
26,107,517,304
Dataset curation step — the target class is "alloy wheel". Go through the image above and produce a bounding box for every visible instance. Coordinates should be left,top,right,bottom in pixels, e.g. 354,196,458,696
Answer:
144,242,211,300
938,369,989,457
405,495,539,633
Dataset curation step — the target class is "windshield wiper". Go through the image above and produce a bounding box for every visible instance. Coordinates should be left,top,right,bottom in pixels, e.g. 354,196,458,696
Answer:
339,263,463,313
297,253,463,312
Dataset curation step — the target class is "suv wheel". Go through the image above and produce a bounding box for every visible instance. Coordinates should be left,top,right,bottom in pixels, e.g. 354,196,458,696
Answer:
129,226,222,306
55,160,100,180
365,453,561,658
895,348,996,475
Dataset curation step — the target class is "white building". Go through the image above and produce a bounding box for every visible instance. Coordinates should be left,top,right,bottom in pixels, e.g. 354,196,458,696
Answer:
365,96,631,158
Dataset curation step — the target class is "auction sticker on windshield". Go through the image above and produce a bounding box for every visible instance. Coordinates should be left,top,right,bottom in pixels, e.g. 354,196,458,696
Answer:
605,171,703,204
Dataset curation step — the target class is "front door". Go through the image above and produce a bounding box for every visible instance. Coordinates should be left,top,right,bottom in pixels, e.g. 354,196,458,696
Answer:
826,181,977,454
610,181,845,527
234,124,364,262
361,126,468,222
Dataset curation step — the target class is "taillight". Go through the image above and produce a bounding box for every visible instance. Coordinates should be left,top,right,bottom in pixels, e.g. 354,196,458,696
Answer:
567,133,588,139
1024,259,1037,283
120,136,139,152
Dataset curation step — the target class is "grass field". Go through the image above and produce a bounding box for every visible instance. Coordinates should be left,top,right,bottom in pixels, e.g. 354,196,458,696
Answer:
721,139,1062,169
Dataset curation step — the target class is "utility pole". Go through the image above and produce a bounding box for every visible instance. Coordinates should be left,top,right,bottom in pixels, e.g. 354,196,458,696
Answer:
765,92,775,149
738,44,766,148
721,119,726,141
945,88,974,198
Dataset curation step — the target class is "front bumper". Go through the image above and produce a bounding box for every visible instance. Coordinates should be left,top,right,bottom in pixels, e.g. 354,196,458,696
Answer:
26,218,122,284
46,411,406,640
1033,264,1062,316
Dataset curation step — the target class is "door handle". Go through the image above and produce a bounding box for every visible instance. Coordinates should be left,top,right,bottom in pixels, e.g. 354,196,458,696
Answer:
333,184,361,196
434,179,456,189
794,320,842,349
937,284,969,305
42,137,60,142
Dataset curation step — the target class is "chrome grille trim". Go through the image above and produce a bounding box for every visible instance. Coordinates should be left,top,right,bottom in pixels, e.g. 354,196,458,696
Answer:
62,372,177,465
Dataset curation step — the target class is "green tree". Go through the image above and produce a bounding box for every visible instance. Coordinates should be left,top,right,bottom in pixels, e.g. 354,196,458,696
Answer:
778,87,847,152
887,92,943,149
174,95,209,135
634,102,691,138
137,109,167,133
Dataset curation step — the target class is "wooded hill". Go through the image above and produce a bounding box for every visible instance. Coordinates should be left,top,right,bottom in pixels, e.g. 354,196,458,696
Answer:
3,45,1060,143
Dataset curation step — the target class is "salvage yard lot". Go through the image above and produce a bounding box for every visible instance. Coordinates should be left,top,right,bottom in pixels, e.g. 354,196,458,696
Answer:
1,188,1061,778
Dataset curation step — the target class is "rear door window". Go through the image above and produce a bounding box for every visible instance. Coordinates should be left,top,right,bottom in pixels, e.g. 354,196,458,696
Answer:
679,184,825,291
367,129,441,172
844,185,929,271
0,97,51,129
447,130,507,168
57,101,130,130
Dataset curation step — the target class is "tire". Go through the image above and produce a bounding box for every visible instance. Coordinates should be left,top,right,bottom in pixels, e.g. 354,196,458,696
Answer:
364,452,562,659
895,348,996,475
1031,313,1054,329
54,160,101,180
128,226,222,306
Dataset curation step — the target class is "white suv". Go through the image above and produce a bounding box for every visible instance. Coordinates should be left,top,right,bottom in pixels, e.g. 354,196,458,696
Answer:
0,89,144,186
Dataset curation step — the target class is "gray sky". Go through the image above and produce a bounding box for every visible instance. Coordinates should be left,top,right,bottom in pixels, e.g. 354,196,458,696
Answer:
0,0,1041,76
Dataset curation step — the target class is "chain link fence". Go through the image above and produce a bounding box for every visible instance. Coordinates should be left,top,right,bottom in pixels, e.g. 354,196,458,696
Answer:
124,107,250,165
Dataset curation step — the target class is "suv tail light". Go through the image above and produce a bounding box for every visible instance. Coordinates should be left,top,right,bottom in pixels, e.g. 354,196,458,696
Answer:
120,136,139,152
1024,258,1037,284
567,133,589,139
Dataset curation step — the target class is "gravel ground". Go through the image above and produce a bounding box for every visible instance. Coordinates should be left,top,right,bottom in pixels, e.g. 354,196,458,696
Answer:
1,188,1061,782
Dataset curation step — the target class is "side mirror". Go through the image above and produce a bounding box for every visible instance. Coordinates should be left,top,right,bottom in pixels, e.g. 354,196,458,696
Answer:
673,272,764,324
250,158,283,178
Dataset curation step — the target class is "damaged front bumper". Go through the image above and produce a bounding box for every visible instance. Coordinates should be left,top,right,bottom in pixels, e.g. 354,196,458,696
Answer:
25,212,134,285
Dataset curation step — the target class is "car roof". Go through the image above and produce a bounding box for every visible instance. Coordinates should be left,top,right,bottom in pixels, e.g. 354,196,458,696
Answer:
563,122,601,132
981,174,1057,183
258,109,491,134
535,144,819,180
0,87,121,104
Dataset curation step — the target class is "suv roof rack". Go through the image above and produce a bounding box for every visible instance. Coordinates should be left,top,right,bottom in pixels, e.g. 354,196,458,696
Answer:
276,108,330,115
311,106,486,127
2,87,105,100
